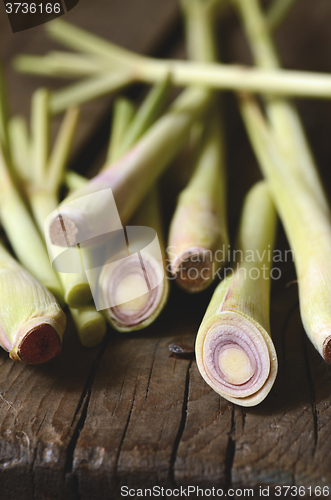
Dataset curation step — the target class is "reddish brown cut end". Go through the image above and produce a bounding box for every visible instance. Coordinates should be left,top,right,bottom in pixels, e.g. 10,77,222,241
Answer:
323,335,331,364
174,250,213,293
17,324,62,364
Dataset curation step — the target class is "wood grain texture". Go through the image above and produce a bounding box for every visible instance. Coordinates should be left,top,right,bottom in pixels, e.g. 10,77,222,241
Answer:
1,0,331,497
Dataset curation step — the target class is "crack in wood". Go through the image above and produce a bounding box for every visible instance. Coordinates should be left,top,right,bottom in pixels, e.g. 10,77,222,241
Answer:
143,339,161,406
302,335,318,456
115,384,137,480
225,405,235,489
169,358,192,487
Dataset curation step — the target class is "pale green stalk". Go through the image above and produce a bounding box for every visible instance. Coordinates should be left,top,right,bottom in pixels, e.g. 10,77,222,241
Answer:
49,72,132,114
107,98,135,164
14,51,109,77
12,97,107,347
65,170,88,191
47,106,80,189
0,242,66,364
0,146,63,301
26,101,91,307
168,0,229,293
69,306,106,348
196,182,278,406
31,88,50,185
114,76,171,160
13,18,331,112
233,0,328,214
0,61,10,160
8,116,31,182
48,86,211,247
239,95,331,363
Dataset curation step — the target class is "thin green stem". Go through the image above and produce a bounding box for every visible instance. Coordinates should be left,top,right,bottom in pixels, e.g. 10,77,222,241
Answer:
0,61,11,163
233,0,329,214
45,19,140,65
65,170,88,191
0,146,63,301
8,116,31,182
13,52,108,78
117,76,172,160
14,17,331,102
181,0,219,62
31,88,50,184
48,107,80,190
107,97,135,163
50,71,132,114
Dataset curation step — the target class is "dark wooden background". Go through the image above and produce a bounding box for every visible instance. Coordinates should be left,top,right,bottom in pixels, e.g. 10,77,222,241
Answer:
1,0,331,498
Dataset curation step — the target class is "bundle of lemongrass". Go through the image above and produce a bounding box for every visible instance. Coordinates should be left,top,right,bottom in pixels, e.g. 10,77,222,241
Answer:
2,0,331,409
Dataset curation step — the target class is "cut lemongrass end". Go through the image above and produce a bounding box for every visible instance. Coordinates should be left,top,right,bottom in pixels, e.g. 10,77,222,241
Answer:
10,321,62,364
0,243,66,364
196,182,278,406
100,253,168,331
196,311,275,402
167,110,228,293
168,0,228,294
170,248,214,293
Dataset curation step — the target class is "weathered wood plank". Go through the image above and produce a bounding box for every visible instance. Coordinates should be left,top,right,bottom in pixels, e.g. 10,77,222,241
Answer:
73,289,212,499
174,363,233,488
0,321,103,500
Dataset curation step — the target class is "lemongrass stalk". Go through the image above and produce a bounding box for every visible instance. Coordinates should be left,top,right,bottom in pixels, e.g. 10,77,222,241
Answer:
8,103,106,346
168,0,228,293
48,86,211,247
69,306,106,347
31,88,50,184
0,61,10,158
239,94,331,363
14,19,331,107
115,76,171,160
17,52,331,107
8,116,31,182
47,107,80,190
107,98,135,164
14,51,109,77
26,102,91,307
233,0,328,214
196,181,278,406
100,85,170,330
168,113,228,292
27,171,106,345
45,19,141,66
50,72,132,114
266,0,298,32
65,170,88,191
0,147,63,301
0,242,66,364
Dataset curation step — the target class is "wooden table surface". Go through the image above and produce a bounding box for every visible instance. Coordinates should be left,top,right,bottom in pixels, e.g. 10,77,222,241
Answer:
1,1,331,499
